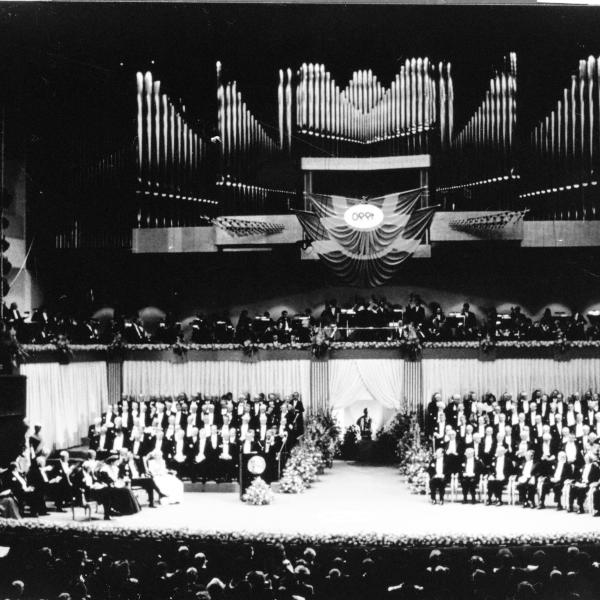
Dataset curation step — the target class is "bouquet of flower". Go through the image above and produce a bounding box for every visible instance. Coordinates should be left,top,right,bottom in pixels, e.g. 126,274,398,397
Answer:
279,466,306,494
311,329,331,359
479,333,496,354
242,339,258,357
107,333,126,360
172,339,188,358
53,334,73,365
242,477,274,505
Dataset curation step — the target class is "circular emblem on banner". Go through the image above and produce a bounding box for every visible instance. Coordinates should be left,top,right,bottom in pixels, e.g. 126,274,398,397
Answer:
247,455,267,475
344,204,384,231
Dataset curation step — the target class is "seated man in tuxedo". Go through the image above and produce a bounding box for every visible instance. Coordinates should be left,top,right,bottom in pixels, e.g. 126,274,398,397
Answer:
52,450,75,511
27,455,61,517
427,448,448,505
516,449,540,508
5,462,34,516
72,460,112,520
569,452,600,513
539,450,572,510
487,446,511,506
460,447,483,504
118,450,163,508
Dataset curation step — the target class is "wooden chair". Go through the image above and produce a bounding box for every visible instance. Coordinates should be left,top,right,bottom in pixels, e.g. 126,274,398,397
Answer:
71,489,98,521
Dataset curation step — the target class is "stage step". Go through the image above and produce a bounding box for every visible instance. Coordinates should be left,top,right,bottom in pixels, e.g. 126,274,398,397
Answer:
184,481,240,494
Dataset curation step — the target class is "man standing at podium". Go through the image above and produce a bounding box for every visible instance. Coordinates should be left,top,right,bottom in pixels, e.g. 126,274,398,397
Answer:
356,408,372,440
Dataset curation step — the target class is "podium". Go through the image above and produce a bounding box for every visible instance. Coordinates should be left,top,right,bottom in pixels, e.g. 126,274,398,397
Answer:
239,451,268,498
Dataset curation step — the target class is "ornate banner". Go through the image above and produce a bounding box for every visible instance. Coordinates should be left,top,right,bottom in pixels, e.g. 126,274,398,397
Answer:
296,188,435,287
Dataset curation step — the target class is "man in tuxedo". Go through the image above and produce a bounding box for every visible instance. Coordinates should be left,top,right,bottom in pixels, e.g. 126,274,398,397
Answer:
205,425,222,482
460,447,483,504
356,409,372,441
276,310,293,343
290,392,305,436
539,450,572,510
444,395,460,429
516,449,539,508
118,450,162,508
444,430,461,475
52,451,74,511
427,448,448,505
27,455,60,517
6,462,34,516
569,452,600,513
487,447,511,506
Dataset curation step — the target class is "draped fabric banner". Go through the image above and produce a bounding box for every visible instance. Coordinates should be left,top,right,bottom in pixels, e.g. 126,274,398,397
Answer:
329,359,403,410
21,362,108,450
328,359,403,430
422,358,600,403
296,188,436,287
403,360,423,414
310,360,329,414
122,360,311,402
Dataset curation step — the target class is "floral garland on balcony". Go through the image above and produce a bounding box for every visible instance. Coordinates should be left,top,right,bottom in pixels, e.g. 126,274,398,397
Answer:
19,339,600,356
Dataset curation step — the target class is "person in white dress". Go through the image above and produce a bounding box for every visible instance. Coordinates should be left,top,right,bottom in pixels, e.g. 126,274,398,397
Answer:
146,451,184,504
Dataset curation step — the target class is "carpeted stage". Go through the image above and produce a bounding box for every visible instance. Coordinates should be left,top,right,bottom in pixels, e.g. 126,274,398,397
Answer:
37,462,597,539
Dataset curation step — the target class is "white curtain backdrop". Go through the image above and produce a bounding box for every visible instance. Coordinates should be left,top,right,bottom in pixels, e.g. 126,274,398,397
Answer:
122,359,311,402
21,362,108,450
422,358,600,403
329,359,403,431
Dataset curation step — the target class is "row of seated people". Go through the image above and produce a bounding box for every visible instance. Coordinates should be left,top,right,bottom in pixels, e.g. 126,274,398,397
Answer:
0,447,183,520
8,295,600,345
427,445,600,514
1,539,600,600
425,389,600,440
424,388,600,513
86,392,305,483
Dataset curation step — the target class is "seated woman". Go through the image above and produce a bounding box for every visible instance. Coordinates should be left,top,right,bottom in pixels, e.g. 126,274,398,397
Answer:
97,454,141,516
145,451,184,504
0,489,21,519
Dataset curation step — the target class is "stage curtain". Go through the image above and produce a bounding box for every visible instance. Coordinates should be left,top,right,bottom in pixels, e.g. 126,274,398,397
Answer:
21,362,108,450
122,359,311,402
310,360,329,414
422,358,600,404
329,359,403,410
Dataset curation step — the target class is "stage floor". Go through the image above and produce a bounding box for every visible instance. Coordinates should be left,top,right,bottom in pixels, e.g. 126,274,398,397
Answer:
38,462,599,538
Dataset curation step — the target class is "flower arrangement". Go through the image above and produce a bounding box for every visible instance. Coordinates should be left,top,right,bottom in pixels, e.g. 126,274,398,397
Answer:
402,338,422,361
106,333,126,360
339,425,360,460
242,477,274,505
18,339,600,355
279,468,306,494
2,518,600,550
371,413,417,464
554,333,571,354
311,329,331,359
53,334,73,365
279,439,327,494
172,338,188,358
402,447,432,495
479,333,496,354
242,339,259,357
305,411,341,468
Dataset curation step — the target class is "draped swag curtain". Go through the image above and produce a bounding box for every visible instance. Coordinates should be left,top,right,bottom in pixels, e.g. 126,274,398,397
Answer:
21,362,108,450
422,358,600,403
329,359,403,411
122,360,311,404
